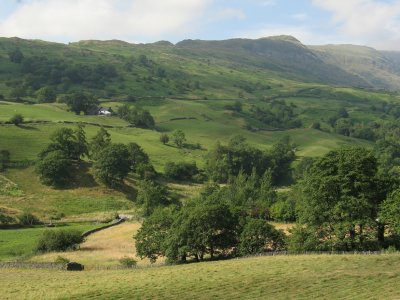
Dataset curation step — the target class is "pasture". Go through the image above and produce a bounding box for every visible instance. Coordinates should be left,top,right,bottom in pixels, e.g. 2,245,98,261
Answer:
0,222,103,261
1,254,400,299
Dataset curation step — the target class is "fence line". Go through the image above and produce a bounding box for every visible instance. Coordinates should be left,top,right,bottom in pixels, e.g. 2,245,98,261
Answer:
81,218,126,238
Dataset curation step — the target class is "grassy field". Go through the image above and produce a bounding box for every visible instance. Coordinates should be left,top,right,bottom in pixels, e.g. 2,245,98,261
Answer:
0,167,135,218
1,254,400,299
0,222,103,261
31,222,147,267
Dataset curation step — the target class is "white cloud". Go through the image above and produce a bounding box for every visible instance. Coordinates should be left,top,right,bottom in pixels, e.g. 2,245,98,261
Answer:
0,0,212,42
313,0,400,50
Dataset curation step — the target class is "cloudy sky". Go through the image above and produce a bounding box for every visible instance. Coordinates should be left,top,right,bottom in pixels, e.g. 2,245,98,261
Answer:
0,0,400,50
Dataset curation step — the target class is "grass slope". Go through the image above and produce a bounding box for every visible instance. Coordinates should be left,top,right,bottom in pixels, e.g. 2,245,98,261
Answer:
1,254,400,299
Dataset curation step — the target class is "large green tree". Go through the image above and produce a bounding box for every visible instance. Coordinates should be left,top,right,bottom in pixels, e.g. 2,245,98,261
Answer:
64,92,99,115
297,147,390,250
89,127,111,159
93,143,131,187
35,150,72,187
40,127,87,160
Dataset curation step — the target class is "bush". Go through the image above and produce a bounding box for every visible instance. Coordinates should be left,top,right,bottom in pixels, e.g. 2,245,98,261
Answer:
239,218,286,255
164,161,199,181
36,229,84,252
287,225,320,252
18,212,40,226
160,133,169,145
119,257,137,268
0,213,14,225
10,114,24,125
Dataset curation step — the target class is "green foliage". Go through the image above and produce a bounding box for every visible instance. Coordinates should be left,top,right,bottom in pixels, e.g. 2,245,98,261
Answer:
380,189,400,234
225,100,242,112
89,127,111,159
93,143,131,187
159,133,169,145
10,114,24,125
8,48,24,63
35,229,83,252
293,157,315,181
239,218,286,255
287,225,321,252
249,100,302,130
269,193,296,222
0,213,14,225
136,180,170,216
64,92,99,115
164,161,199,181
297,147,391,250
206,136,296,185
36,86,56,103
18,212,40,226
165,200,238,262
117,104,155,129
40,127,87,160
126,142,153,178
135,207,175,263
0,150,10,171
119,257,137,268
171,130,186,148
35,150,72,187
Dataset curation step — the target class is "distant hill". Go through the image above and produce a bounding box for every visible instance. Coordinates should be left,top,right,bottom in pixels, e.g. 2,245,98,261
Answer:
175,36,369,88
311,44,400,91
2,35,400,101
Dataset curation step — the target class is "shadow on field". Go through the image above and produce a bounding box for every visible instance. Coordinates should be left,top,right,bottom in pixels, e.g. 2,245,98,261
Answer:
69,162,99,189
120,177,138,201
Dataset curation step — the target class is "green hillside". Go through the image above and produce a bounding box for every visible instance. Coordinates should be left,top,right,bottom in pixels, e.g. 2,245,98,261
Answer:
1,35,400,221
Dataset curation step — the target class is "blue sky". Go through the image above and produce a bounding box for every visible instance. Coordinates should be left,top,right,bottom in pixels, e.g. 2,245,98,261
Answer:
0,0,400,50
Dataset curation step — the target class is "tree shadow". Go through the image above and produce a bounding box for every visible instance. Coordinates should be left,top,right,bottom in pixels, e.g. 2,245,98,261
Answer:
67,162,99,189
118,176,138,201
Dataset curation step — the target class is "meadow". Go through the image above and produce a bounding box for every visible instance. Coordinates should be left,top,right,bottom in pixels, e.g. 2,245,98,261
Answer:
0,222,103,261
1,254,400,299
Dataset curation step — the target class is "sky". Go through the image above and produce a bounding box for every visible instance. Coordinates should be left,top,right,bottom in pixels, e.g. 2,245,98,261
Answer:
0,0,400,50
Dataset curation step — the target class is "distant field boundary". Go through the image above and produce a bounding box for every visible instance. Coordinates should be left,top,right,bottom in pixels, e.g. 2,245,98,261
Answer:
81,218,125,238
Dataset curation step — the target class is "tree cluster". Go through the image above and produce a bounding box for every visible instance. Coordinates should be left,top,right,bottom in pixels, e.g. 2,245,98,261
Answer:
117,104,155,129
206,136,296,184
36,126,155,188
297,147,398,251
248,100,302,130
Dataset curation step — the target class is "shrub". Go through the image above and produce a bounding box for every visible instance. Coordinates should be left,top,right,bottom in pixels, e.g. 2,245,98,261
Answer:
164,161,199,181
310,122,321,130
0,213,14,225
287,225,320,252
119,257,137,268
36,229,84,252
10,114,24,125
18,212,40,226
239,218,286,255
160,133,169,145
